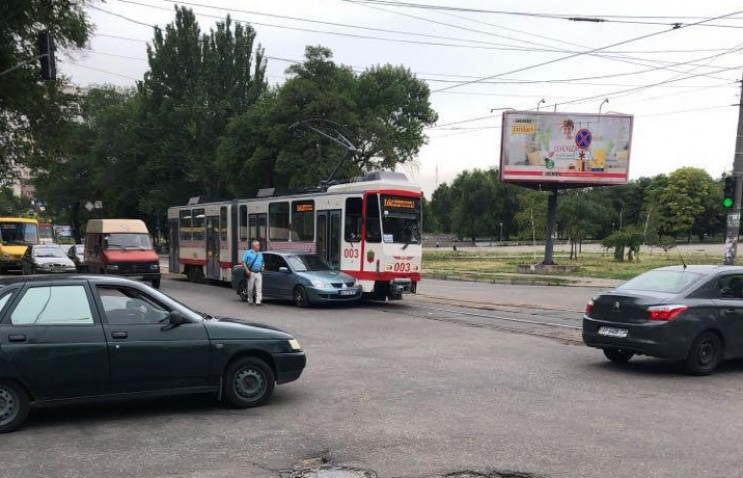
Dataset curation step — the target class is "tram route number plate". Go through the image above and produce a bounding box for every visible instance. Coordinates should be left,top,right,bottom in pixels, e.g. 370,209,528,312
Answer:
598,326,628,338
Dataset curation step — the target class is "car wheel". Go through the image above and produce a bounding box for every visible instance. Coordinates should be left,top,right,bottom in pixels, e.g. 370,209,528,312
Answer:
238,280,248,302
685,331,723,376
223,357,275,408
603,348,634,364
0,381,30,433
293,285,309,308
151,278,161,289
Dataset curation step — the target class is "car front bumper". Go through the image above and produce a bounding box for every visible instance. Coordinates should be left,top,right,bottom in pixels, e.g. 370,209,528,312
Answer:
273,352,307,384
582,315,694,360
307,285,363,303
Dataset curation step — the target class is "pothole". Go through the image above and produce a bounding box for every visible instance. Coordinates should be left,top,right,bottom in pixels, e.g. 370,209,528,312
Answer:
289,467,377,478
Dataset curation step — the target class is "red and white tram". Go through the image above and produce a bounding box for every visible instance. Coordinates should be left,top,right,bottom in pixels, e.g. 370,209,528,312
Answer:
167,172,422,299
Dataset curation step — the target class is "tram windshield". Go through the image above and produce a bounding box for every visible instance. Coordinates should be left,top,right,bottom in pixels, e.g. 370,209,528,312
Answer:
380,195,421,245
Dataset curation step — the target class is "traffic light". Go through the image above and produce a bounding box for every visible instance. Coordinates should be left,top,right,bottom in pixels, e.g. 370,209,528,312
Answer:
723,176,736,209
38,32,56,81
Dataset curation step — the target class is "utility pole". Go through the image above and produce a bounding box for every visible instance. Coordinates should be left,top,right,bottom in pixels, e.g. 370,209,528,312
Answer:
723,73,743,265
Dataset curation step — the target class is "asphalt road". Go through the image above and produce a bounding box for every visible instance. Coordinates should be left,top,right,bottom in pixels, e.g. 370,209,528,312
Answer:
2,277,743,478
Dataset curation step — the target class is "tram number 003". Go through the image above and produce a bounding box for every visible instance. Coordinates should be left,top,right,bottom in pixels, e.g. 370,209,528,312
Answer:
343,248,360,259
393,262,412,272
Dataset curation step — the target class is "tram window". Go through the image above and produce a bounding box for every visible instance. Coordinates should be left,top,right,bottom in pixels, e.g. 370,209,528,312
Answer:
269,202,290,241
292,200,314,241
365,194,381,243
345,198,362,242
239,205,248,242
220,207,228,241
192,209,206,241
179,210,192,241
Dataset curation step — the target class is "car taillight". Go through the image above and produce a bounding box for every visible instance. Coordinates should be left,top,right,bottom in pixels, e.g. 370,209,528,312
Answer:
585,300,594,316
647,305,688,321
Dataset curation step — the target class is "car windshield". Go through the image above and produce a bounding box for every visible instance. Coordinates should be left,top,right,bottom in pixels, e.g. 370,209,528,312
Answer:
286,254,331,272
33,246,67,258
617,269,705,294
0,222,38,245
380,195,421,245
106,233,152,249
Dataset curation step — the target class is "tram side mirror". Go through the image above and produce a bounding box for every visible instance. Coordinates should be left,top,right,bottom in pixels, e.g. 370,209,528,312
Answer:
278,267,290,273
345,232,360,243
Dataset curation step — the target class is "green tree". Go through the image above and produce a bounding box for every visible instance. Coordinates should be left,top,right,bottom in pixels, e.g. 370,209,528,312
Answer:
218,46,437,195
558,189,611,259
0,0,93,181
448,169,500,241
430,182,453,233
138,6,267,215
656,167,721,241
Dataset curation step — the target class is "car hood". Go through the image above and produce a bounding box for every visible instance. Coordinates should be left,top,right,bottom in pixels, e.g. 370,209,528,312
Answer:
35,256,75,266
297,269,354,282
203,316,294,341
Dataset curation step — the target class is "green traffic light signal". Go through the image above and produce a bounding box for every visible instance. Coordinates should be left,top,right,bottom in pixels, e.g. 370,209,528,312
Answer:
724,197,734,208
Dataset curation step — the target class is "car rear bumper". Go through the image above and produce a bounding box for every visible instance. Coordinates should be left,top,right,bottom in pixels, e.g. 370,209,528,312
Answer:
582,315,692,359
273,352,306,384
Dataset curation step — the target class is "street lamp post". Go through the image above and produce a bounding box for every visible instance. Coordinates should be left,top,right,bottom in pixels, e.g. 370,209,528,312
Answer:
499,222,503,243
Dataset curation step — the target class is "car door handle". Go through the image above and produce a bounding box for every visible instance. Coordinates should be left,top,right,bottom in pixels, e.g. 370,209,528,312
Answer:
111,331,128,339
8,334,27,343
722,309,739,315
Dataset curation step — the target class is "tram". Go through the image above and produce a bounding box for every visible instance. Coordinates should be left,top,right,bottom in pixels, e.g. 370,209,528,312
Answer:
167,172,422,299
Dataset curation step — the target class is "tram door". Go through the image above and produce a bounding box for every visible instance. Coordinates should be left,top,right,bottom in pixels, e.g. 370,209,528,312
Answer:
168,217,179,273
317,210,341,269
206,215,220,279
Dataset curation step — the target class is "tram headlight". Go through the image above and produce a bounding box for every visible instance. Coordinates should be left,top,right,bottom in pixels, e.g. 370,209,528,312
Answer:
310,278,331,288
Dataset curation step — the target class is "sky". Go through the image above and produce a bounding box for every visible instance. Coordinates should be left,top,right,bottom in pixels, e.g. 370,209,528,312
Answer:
61,0,743,198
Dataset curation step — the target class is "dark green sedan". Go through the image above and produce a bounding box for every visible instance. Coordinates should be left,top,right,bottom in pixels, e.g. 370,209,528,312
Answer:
0,275,306,433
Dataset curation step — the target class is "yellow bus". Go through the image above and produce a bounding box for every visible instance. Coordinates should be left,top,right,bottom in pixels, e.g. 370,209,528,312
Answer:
0,217,39,273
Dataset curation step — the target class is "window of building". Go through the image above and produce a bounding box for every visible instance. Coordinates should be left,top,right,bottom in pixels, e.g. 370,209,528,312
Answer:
292,200,314,241
269,202,290,241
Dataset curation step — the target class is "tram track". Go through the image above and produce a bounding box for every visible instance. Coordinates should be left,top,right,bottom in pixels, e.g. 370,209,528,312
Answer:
369,299,584,345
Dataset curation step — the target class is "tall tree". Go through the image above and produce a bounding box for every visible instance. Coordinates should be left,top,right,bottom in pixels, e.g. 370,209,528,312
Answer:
218,46,438,195
656,167,720,240
0,0,93,182
138,6,267,215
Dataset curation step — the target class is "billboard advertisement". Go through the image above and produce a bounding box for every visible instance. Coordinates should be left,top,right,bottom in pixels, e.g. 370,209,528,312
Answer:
500,111,633,186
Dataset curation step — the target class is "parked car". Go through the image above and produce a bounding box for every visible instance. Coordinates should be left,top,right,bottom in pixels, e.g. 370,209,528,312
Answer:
583,265,743,375
21,244,76,275
232,252,363,307
0,275,306,432
67,244,86,272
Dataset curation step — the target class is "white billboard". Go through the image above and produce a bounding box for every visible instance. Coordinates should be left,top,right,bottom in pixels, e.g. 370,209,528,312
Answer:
500,111,633,186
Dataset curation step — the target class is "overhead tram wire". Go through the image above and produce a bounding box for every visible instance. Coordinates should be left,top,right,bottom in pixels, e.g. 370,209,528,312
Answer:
430,8,743,94
345,0,743,29
343,0,740,84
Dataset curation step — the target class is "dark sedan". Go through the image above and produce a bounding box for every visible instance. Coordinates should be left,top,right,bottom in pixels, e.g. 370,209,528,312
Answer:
583,265,743,375
0,275,306,433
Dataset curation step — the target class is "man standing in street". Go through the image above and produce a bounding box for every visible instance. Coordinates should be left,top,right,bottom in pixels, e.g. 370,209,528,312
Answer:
242,240,265,306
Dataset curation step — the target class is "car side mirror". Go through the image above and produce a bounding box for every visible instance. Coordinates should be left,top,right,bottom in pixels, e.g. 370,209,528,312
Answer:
168,310,188,326
278,266,290,273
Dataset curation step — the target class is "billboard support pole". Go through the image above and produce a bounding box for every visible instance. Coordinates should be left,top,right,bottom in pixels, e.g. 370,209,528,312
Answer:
542,186,558,265
723,73,743,265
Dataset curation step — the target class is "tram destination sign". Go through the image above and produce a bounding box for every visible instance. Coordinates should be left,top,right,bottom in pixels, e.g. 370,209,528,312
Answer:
500,111,633,186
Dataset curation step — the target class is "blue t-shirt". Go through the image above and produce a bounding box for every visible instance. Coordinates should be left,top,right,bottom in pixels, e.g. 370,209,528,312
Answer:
242,249,264,272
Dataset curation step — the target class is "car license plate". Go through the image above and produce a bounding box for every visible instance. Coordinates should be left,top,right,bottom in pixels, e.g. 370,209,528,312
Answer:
339,289,356,296
598,326,629,338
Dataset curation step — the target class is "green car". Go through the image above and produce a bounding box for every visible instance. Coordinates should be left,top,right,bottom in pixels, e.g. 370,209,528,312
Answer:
0,275,306,433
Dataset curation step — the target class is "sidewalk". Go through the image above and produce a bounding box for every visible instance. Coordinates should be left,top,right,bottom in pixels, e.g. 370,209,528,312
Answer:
425,270,624,289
